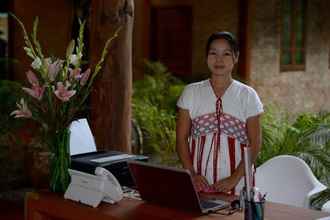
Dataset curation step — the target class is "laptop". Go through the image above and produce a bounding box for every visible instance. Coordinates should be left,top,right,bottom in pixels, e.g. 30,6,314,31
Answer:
128,160,229,214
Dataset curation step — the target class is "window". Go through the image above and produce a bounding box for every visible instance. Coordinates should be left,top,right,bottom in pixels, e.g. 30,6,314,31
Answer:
0,0,9,80
280,0,306,71
0,12,8,79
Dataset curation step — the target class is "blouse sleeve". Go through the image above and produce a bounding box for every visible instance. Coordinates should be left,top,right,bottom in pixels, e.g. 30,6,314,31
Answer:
177,85,193,113
245,88,264,119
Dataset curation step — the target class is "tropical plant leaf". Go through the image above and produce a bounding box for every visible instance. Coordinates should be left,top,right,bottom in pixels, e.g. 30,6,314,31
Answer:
259,106,330,209
132,61,184,165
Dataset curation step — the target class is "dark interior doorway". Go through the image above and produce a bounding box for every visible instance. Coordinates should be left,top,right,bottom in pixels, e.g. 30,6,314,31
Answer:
149,6,192,76
237,0,251,83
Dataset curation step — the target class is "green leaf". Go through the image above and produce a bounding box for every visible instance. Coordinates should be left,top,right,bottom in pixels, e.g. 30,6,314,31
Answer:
10,13,37,59
31,16,44,59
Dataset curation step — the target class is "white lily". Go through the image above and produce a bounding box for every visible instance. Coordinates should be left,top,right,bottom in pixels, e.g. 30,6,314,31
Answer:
69,52,82,66
31,57,42,70
10,98,32,118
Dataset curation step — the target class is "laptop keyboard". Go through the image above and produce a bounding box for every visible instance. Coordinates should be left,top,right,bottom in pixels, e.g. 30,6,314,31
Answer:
200,199,227,209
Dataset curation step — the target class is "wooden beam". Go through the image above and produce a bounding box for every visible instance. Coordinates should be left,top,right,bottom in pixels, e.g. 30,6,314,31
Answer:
89,0,134,153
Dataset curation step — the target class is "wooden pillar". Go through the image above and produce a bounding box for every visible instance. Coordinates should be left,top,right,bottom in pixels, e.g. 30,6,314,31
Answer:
89,0,134,153
238,0,255,84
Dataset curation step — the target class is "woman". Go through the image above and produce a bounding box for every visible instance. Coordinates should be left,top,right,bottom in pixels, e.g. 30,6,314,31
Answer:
176,31,263,194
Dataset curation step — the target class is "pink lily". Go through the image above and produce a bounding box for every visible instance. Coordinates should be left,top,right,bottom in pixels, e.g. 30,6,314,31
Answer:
23,70,45,100
10,98,32,118
48,59,63,82
54,81,76,102
80,68,91,86
26,70,39,87
22,86,45,101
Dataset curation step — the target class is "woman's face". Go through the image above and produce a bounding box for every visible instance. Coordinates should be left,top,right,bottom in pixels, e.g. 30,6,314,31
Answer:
207,38,238,77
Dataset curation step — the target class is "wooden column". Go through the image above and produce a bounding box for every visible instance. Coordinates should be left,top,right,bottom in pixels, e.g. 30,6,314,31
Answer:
89,0,134,153
238,0,255,84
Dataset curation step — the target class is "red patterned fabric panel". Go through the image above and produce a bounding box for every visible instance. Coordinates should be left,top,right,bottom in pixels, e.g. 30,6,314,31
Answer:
191,112,248,144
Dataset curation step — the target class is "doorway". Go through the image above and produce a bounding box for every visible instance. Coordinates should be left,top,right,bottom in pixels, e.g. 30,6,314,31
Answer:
149,4,192,77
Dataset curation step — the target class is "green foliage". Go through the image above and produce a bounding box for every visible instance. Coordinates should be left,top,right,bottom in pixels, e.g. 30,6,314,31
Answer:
0,80,23,136
0,80,24,147
0,80,25,189
311,188,330,210
259,106,330,209
132,61,184,165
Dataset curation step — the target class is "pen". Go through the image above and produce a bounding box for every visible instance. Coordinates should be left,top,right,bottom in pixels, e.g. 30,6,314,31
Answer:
239,188,245,209
243,147,253,201
261,192,267,202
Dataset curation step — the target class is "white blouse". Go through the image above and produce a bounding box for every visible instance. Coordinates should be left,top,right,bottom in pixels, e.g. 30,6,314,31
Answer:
177,79,263,194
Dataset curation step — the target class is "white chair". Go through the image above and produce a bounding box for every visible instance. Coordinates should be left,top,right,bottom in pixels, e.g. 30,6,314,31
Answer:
322,201,330,213
255,155,327,208
69,118,97,155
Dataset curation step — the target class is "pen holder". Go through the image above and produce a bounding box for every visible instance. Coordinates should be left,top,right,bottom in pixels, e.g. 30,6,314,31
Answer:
244,200,265,220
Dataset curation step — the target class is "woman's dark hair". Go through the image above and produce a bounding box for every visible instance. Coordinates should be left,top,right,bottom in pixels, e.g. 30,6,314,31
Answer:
206,31,239,57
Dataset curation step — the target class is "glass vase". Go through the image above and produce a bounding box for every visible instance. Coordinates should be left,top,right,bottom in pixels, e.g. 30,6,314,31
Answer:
49,127,71,193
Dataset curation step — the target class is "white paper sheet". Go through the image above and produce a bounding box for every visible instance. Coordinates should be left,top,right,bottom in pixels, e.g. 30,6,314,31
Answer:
69,118,97,155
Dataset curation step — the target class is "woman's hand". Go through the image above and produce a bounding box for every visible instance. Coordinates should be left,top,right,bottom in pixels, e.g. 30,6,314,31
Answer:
192,175,209,192
211,175,240,193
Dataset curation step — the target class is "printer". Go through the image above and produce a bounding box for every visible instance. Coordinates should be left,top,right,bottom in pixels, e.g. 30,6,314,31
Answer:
71,151,148,187
69,119,148,187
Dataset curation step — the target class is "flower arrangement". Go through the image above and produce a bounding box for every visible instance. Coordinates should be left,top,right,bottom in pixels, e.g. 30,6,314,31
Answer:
10,15,120,192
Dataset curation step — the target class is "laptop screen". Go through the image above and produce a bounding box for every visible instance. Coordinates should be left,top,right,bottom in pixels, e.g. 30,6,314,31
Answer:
128,161,202,212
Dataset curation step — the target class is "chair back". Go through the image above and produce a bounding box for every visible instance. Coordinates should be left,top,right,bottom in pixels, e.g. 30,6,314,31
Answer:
255,155,326,208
